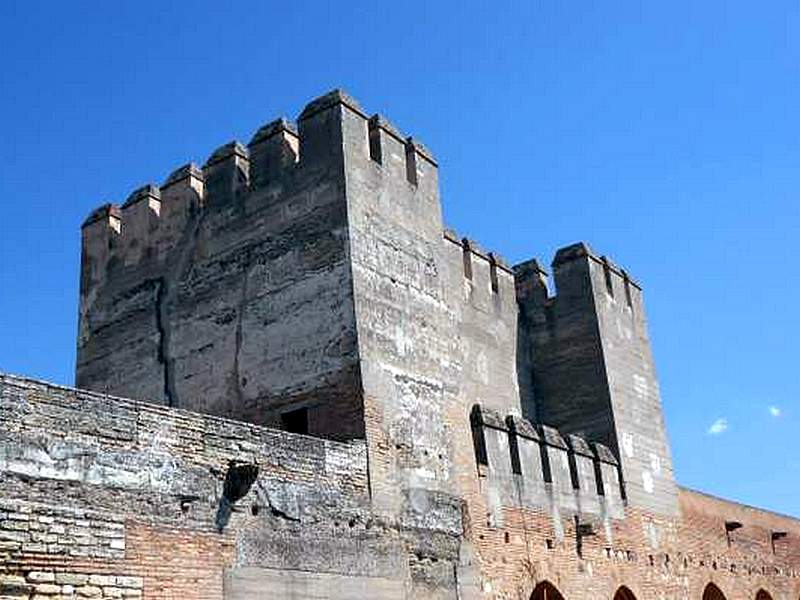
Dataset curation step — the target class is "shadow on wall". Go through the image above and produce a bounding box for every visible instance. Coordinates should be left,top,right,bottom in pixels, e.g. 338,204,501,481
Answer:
215,461,259,532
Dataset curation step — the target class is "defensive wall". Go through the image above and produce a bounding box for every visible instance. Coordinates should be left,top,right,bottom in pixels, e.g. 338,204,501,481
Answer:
2,374,798,599
0,89,797,599
0,373,464,599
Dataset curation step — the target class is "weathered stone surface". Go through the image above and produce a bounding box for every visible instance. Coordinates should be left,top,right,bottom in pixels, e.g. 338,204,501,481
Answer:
54,573,88,586
3,89,799,600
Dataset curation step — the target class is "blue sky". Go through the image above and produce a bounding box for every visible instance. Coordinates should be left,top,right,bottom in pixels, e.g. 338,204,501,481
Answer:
0,2,797,516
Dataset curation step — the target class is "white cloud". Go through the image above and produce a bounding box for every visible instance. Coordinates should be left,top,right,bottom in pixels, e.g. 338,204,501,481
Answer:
707,418,728,436
769,406,781,418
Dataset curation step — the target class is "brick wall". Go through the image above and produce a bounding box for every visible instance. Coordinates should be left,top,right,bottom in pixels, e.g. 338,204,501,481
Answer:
2,364,799,599
0,373,467,600
453,434,800,600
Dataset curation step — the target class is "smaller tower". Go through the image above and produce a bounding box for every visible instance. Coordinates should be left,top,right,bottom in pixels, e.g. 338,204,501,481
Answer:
516,242,678,515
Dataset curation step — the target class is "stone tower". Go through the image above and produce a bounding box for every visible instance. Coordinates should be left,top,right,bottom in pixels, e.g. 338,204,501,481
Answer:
516,244,678,515
78,94,369,440
77,89,677,517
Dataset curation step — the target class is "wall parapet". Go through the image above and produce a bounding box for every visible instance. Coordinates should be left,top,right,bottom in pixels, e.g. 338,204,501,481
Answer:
515,241,643,320
79,89,437,277
470,404,624,520
0,372,370,535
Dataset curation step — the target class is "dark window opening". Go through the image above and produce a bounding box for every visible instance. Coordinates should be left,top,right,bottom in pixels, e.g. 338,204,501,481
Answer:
702,583,727,600
771,530,787,554
531,581,565,600
613,586,637,600
281,407,309,435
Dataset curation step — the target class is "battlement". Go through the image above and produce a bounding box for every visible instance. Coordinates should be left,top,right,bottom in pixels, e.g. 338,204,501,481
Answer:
514,240,678,517
77,88,443,437
443,227,514,301
80,89,437,275
470,404,624,521
516,241,642,315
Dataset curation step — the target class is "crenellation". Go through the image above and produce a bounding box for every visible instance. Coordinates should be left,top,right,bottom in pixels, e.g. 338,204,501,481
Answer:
488,251,511,273
551,242,642,302
299,88,365,122
442,226,459,244
567,433,602,514
506,415,548,506
298,89,367,167
471,405,624,518
539,424,575,508
157,163,204,259
594,442,625,510
82,202,122,230
248,118,299,190
121,183,161,209
249,117,299,146
119,184,161,266
404,137,437,190
367,114,408,181
505,414,539,442
462,237,487,260
163,162,205,191
202,141,250,205
480,408,514,479
80,203,121,294
443,231,516,302
513,257,550,309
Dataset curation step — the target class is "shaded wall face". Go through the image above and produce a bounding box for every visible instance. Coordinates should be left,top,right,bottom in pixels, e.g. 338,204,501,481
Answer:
519,249,678,516
77,108,364,440
518,257,614,442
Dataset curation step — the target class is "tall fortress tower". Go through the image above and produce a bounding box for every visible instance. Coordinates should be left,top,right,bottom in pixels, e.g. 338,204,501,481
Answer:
77,90,675,516
1,90,797,600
